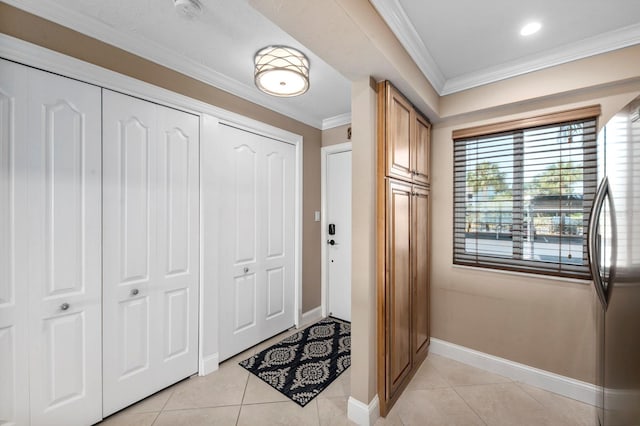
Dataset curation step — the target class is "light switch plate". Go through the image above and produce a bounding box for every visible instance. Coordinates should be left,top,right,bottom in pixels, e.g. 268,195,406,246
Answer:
314,211,321,222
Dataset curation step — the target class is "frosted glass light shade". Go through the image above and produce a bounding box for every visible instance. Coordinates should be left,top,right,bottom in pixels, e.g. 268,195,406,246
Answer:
254,46,310,97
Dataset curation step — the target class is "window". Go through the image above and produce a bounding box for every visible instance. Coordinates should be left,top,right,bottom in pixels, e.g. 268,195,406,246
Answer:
453,106,600,279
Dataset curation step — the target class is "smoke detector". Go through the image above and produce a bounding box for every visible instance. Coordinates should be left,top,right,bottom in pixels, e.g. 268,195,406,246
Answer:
174,0,202,18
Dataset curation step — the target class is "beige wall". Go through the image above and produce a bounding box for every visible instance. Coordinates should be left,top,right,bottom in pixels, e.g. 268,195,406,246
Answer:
350,78,378,405
322,123,351,147
431,87,640,383
0,3,323,313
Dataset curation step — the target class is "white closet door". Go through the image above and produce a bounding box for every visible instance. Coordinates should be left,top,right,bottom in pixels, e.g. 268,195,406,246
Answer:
218,124,295,360
0,59,30,426
26,66,103,426
102,90,199,416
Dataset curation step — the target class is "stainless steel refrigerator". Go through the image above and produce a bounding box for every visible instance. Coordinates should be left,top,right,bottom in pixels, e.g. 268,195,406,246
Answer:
590,96,640,425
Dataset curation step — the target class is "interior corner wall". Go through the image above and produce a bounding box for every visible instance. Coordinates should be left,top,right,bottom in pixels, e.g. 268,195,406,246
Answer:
430,85,640,384
350,78,378,405
0,4,323,321
322,123,352,147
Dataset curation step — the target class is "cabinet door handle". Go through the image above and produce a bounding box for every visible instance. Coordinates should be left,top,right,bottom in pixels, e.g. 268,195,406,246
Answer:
60,302,70,311
130,288,139,296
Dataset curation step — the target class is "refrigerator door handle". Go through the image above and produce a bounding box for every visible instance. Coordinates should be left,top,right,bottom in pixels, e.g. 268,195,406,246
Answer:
588,177,609,310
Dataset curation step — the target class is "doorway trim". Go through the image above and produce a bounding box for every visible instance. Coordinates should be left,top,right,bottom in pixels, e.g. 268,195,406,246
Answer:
321,142,352,318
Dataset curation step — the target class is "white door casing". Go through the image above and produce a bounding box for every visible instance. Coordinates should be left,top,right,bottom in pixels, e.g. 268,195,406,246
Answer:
102,90,199,416
321,143,352,322
0,60,104,426
217,123,296,361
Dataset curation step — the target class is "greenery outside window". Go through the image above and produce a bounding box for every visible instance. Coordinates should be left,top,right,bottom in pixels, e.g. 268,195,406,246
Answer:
453,106,600,279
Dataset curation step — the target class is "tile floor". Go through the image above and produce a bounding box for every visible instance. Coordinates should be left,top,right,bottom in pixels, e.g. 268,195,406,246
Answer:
98,329,596,426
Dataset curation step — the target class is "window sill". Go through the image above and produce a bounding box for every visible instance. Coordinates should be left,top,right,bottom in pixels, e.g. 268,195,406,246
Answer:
451,263,593,286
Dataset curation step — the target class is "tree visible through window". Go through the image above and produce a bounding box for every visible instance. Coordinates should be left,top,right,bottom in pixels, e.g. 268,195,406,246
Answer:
453,110,598,279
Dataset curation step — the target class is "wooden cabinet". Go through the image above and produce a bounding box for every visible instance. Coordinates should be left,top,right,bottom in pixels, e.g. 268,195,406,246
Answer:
377,81,431,416
382,82,431,186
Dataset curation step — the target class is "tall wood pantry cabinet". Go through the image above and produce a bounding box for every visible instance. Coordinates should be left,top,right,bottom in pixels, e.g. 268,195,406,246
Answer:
377,81,431,416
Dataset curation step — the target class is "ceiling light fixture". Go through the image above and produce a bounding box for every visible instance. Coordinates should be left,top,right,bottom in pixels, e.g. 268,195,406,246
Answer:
520,21,542,36
174,0,202,18
254,46,310,97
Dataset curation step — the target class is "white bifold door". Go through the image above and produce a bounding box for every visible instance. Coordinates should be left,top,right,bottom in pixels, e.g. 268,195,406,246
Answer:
217,124,296,360
102,90,199,416
0,59,102,425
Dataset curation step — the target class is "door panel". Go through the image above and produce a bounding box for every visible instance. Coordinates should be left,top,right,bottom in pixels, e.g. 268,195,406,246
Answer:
27,67,102,426
120,297,150,377
413,187,430,360
0,59,29,426
326,149,352,322
387,179,412,396
266,153,285,258
413,115,430,185
121,118,151,282
266,267,285,318
218,124,295,360
386,85,413,182
103,91,199,415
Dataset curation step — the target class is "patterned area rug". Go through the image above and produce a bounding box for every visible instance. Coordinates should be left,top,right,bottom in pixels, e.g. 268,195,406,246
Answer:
239,316,351,407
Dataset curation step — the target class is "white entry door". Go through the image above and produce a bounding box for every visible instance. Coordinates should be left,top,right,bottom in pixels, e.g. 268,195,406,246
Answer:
0,59,103,426
102,90,199,416
217,124,296,360
325,147,352,321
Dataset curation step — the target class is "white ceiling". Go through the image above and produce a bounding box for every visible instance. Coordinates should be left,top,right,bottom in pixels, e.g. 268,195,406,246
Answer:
6,0,640,126
371,0,640,95
4,0,352,129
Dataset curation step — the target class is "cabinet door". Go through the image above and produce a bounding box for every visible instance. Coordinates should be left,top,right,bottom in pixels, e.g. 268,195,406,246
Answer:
0,59,30,426
412,186,430,362
26,67,103,426
385,84,413,183
413,114,431,186
385,179,413,397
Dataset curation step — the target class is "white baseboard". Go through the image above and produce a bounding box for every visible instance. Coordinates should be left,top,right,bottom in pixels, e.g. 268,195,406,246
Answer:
347,395,380,426
429,338,598,406
198,353,219,376
300,306,323,327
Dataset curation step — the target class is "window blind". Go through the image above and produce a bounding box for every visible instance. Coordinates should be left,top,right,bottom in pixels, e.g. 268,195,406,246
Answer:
453,112,598,279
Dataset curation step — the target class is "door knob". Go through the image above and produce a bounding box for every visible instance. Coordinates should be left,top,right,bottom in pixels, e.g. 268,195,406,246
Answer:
327,239,336,246
131,288,139,296
60,302,70,311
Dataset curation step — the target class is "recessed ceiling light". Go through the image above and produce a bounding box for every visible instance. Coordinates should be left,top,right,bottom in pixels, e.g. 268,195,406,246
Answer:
520,22,542,36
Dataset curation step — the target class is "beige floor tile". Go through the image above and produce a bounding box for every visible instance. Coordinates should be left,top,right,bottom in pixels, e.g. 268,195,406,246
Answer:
517,383,597,426
392,388,485,425
427,354,511,386
164,364,249,410
317,368,350,399
98,411,158,426
118,386,174,414
455,382,557,426
242,373,291,404
374,409,404,426
317,396,358,426
153,406,240,426
237,400,320,426
406,358,450,391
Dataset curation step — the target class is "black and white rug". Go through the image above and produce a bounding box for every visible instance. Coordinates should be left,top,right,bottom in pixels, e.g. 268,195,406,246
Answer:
239,316,351,407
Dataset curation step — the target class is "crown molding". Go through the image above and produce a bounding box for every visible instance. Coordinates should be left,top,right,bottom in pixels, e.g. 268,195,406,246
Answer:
442,22,640,95
321,112,351,130
370,0,446,93
370,0,640,97
3,0,325,129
